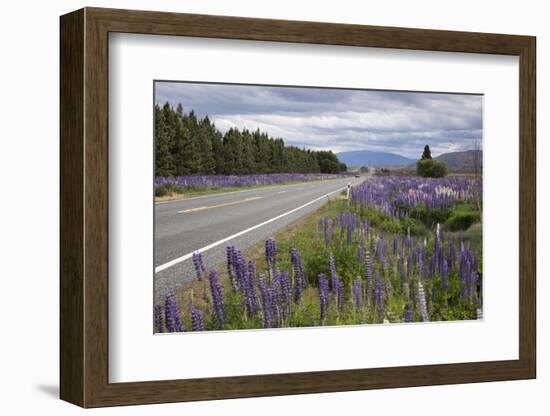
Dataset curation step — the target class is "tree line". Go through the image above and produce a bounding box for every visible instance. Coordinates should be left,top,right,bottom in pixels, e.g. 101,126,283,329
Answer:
155,103,347,177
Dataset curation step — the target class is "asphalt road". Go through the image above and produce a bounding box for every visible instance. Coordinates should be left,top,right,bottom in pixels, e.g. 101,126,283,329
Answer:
154,176,366,304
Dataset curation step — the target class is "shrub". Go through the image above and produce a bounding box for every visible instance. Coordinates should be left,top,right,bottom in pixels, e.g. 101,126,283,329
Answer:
379,218,403,234
443,211,480,231
155,183,185,197
410,206,453,227
360,206,427,235
416,159,448,178
401,217,428,236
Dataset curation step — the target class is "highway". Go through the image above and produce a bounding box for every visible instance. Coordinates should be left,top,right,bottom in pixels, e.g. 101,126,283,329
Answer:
154,175,366,303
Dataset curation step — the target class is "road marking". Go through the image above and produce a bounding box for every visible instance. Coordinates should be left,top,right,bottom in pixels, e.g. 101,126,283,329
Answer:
156,187,268,204
155,185,346,273
155,179,346,205
277,190,287,194
177,196,263,214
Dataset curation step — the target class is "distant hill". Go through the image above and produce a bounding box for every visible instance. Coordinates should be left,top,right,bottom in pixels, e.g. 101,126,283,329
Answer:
337,149,482,171
435,149,482,172
336,150,415,167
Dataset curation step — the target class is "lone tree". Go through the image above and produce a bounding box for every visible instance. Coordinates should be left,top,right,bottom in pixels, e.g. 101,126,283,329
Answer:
421,144,432,160
417,144,447,178
417,159,448,178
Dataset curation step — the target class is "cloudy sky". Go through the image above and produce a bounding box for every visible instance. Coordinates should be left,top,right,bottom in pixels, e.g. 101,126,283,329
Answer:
155,81,482,159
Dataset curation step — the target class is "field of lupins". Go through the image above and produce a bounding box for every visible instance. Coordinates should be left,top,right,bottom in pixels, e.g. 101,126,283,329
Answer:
155,173,352,193
351,176,482,217
155,176,483,333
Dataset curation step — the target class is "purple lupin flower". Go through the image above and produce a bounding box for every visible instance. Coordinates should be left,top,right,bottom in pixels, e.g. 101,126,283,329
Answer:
243,261,259,316
259,274,272,328
208,269,225,323
422,263,429,280
437,246,444,276
226,245,234,274
318,273,329,323
265,238,277,270
417,281,429,322
154,304,164,333
352,278,362,309
329,255,339,293
226,246,238,292
400,265,406,294
270,271,283,325
429,252,436,278
164,293,184,332
408,249,414,276
441,259,449,291
375,270,385,321
156,173,353,192
460,254,471,300
231,247,241,275
365,250,373,306
346,218,353,246
235,253,248,292
188,303,205,331
291,247,306,303
337,280,345,311
358,238,365,265
192,252,205,281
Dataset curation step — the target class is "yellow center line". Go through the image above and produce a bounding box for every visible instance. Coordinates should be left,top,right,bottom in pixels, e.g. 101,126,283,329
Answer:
177,196,263,214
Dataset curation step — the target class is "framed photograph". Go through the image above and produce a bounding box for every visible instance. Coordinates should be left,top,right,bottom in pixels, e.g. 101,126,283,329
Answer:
60,7,536,407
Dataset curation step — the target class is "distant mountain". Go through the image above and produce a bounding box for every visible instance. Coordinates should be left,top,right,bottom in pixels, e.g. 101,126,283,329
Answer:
435,149,482,172
337,149,483,171
336,150,415,167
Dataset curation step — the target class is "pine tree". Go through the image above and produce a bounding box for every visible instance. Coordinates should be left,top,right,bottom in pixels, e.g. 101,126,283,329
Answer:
173,115,195,175
241,129,257,174
155,103,175,176
222,128,241,175
198,116,216,174
183,110,202,173
154,101,348,177
211,127,224,174
253,130,271,173
421,145,432,160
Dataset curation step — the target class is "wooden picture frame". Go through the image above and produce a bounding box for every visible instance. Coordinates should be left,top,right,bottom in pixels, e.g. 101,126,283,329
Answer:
60,7,536,408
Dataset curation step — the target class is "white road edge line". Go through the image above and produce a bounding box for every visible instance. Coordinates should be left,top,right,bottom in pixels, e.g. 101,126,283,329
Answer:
155,186,345,273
